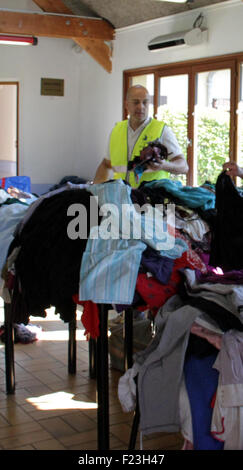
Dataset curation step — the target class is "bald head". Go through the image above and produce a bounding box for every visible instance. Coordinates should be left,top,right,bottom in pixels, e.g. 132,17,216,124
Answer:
125,85,150,130
126,85,149,101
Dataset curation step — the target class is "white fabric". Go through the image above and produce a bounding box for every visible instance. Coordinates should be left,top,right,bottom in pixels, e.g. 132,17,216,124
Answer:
118,364,139,413
211,330,243,449
179,376,193,444
194,312,225,335
118,365,193,444
0,189,10,204
175,214,210,242
211,385,243,449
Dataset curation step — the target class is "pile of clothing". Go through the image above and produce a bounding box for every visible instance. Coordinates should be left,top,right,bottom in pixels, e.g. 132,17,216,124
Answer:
118,172,243,450
1,172,243,450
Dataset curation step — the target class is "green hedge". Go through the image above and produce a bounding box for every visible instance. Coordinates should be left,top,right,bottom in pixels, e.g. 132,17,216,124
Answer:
159,108,229,186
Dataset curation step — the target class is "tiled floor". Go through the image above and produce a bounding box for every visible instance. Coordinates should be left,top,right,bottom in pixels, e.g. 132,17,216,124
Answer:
0,303,183,451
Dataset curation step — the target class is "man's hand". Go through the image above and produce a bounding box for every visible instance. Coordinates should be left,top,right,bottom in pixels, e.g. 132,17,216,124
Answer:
93,158,113,184
140,145,165,170
223,161,243,178
147,158,166,171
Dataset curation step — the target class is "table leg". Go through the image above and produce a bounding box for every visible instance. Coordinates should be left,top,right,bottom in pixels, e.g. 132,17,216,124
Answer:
128,380,140,450
89,338,97,379
124,309,140,450
68,305,76,374
96,304,109,450
124,308,133,370
4,302,15,394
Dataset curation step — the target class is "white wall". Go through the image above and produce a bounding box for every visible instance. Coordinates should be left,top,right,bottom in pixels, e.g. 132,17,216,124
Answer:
0,0,87,189
0,36,84,188
0,0,243,188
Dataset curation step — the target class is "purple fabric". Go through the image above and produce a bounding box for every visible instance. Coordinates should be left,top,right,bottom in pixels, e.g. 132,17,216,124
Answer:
196,266,243,285
114,248,174,312
140,247,174,284
199,253,210,265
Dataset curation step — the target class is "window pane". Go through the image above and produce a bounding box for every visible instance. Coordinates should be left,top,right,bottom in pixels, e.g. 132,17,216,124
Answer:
194,69,230,186
157,74,188,184
130,74,154,117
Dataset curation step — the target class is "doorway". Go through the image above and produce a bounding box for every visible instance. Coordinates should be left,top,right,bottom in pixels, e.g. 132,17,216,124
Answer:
0,82,18,178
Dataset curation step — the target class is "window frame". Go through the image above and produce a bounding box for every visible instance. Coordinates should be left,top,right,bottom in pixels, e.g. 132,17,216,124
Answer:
123,52,243,186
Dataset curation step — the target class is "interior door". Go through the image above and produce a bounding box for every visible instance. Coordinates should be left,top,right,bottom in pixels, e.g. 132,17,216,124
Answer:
0,82,18,178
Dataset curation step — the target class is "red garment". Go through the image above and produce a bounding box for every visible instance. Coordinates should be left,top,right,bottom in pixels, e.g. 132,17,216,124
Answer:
136,273,177,314
175,228,207,273
72,295,100,339
136,248,205,315
5,271,15,290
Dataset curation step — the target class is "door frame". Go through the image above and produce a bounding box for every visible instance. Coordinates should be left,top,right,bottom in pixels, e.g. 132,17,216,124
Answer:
0,81,19,176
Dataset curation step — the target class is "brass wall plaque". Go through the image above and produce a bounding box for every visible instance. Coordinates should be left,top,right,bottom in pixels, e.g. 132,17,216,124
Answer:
41,78,64,96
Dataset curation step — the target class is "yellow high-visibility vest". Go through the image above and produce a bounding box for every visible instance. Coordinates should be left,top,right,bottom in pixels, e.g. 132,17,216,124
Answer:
109,118,169,188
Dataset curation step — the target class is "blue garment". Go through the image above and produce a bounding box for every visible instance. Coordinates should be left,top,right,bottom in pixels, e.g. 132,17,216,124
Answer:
0,176,31,193
184,354,224,450
0,197,36,274
79,180,187,304
144,179,216,211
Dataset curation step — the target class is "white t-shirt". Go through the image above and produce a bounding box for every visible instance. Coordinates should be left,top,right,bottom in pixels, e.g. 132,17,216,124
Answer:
106,117,182,162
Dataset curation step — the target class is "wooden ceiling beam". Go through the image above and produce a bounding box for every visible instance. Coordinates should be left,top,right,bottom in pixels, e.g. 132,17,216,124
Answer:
33,0,73,15
0,10,114,41
74,37,112,73
31,0,114,73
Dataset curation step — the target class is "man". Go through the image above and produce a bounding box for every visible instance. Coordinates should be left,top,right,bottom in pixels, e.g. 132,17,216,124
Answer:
223,161,243,178
93,85,188,187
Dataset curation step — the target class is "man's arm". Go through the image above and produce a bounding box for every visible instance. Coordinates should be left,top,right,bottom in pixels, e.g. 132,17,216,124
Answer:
147,154,189,175
93,158,113,184
152,125,188,175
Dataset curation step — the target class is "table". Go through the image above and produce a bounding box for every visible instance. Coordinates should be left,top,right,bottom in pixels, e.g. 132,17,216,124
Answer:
4,302,134,451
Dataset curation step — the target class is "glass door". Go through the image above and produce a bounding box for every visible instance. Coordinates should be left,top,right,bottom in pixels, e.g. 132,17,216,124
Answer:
157,73,189,184
193,69,231,186
236,63,243,186
124,58,238,187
